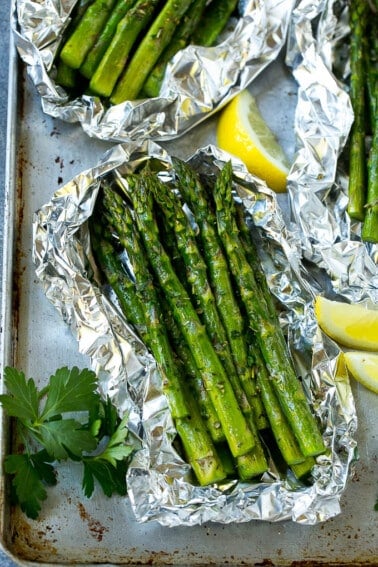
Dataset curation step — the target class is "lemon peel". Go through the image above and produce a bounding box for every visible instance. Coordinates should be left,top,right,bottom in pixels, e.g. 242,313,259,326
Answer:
344,351,378,394
314,296,378,351
216,90,290,193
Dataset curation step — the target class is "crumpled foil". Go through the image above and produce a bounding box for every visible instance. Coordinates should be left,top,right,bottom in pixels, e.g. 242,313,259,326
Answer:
286,0,378,301
33,140,358,526
29,0,376,527
12,0,295,143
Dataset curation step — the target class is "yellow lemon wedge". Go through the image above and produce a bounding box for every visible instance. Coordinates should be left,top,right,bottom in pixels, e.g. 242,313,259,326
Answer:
216,89,290,193
314,296,378,351
344,351,378,394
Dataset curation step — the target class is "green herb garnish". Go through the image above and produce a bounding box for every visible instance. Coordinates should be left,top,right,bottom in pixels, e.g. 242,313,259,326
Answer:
0,366,137,519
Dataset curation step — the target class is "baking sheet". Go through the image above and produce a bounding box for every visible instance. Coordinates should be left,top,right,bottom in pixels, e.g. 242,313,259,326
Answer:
0,25,377,567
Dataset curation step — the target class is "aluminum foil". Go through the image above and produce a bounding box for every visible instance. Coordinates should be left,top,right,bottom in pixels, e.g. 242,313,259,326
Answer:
33,141,358,526
12,0,295,143
286,0,378,302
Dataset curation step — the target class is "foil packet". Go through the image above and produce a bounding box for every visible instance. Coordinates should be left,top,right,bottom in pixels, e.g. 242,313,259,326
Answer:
33,141,358,526
12,0,295,143
286,0,378,300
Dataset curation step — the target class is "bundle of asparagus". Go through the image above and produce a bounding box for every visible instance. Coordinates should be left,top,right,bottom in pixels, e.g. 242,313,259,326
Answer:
89,159,326,487
347,1,378,242
55,0,239,103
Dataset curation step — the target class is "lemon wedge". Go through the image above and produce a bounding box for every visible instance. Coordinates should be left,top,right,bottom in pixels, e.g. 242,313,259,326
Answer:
314,296,378,351
216,90,290,193
344,351,378,394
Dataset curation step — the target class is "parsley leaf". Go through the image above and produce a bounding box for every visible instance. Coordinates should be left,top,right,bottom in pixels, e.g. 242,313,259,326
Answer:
82,414,135,497
0,366,138,519
4,451,56,520
0,368,40,423
38,419,98,460
41,366,99,420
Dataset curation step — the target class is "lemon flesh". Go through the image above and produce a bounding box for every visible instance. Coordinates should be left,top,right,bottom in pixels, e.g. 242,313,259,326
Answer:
344,351,378,394
314,296,378,351
216,90,290,193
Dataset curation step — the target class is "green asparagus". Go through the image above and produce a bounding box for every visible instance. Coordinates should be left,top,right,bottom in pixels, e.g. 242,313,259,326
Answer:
191,0,238,47
89,0,160,97
123,172,255,459
161,294,226,444
361,17,378,243
142,0,208,98
60,0,117,69
212,162,326,459
150,172,251,418
110,0,193,104
100,186,191,422
347,0,369,221
172,158,267,430
94,192,228,485
80,0,138,79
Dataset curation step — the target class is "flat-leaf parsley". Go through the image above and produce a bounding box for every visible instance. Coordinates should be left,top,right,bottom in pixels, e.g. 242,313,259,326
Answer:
0,366,138,519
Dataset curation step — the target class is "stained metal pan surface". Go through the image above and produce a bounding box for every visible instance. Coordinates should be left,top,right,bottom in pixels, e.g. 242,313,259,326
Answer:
0,18,377,567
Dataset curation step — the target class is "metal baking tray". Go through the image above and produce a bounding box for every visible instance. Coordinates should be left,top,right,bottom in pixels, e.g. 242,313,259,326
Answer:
0,22,377,567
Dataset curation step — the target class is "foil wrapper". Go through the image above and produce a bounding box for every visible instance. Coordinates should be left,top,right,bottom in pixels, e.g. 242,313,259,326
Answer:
33,141,358,526
12,0,295,143
286,0,378,301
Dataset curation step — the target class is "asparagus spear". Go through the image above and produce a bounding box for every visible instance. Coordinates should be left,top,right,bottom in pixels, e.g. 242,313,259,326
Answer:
55,60,77,89
149,170,268,476
361,99,378,242
60,0,117,69
110,0,193,104
55,0,95,88
174,398,227,486
96,193,227,485
80,0,138,79
150,172,251,417
361,17,378,243
161,294,226,444
89,218,147,337
250,344,306,465
172,158,267,430
212,162,326,459
191,0,238,47
123,172,255,459
347,0,369,221
142,0,208,98
89,0,160,97
100,186,192,421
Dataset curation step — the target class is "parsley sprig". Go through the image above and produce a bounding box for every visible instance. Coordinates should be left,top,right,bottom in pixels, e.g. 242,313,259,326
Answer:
0,366,138,519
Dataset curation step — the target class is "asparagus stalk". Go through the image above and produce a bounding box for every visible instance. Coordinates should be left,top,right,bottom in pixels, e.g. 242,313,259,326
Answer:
110,0,193,104
290,456,315,481
212,162,326,459
55,60,77,89
172,158,267,430
60,0,117,69
347,0,369,221
100,186,192,421
96,192,227,485
80,0,138,79
89,0,160,97
161,294,226,444
361,17,378,243
191,0,238,47
149,170,268,477
174,398,227,486
361,95,378,242
123,172,256,459
232,210,306,464
89,218,147,336
250,344,306,465
150,172,251,417
142,0,208,98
